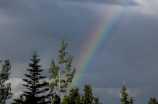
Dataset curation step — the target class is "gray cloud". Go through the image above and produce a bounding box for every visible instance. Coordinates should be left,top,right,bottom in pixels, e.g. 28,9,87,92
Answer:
0,0,158,104
59,0,139,6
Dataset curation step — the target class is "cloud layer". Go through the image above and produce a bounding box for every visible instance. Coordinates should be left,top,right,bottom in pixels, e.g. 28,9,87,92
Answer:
0,0,158,104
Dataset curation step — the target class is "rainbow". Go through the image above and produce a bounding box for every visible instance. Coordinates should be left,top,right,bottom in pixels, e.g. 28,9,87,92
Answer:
72,2,134,87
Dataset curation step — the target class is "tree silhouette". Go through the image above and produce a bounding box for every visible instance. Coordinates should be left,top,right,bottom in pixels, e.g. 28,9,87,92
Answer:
0,60,13,104
148,98,158,104
80,84,94,104
129,97,134,104
60,95,69,104
94,95,102,104
52,94,60,104
120,80,134,104
13,50,51,104
11,94,28,104
61,86,80,104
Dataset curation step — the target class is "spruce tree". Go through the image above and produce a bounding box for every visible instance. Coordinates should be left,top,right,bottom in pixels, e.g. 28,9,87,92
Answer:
11,94,28,104
60,95,69,104
61,86,81,104
42,39,76,103
0,60,13,104
94,95,102,104
148,98,158,104
73,86,81,104
81,84,94,104
120,80,134,104
13,50,51,104
120,80,129,104
129,97,134,104
52,94,60,104
64,86,81,104
38,94,46,104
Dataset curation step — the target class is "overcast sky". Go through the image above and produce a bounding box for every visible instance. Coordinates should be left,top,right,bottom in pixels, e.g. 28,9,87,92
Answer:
1,0,158,104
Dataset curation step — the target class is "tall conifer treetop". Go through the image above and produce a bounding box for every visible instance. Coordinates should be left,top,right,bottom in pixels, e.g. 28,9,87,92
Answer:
81,84,94,104
13,50,51,104
120,80,129,104
65,86,80,104
129,96,134,104
120,80,134,104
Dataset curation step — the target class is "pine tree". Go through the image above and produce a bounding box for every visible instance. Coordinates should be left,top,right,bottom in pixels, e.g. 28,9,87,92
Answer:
60,95,69,104
65,86,81,104
148,98,158,104
11,94,28,104
120,80,134,104
0,60,13,104
52,94,60,104
38,94,46,104
13,50,51,104
61,86,81,104
81,84,94,104
94,95,102,104
129,97,134,104
42,39,76,103
73,86,81,104
120,80,129,104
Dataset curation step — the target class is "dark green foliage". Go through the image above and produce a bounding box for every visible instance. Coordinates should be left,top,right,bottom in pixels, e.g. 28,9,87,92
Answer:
120,80,134,104
61,95,69,104
68,86,80,104
94,96,102,104
120,80,128,104
38,94,46,104
60,84,102,104
42,39,76,102
11,94,28,104
13,50,51,104
52,94,60,104
61,86,81,104
0,60,13,104
129,97,134,104
148,98,158,104
80,84,94,104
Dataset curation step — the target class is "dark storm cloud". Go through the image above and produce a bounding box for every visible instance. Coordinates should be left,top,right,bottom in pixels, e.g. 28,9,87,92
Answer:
0,0,158,104
0,0,98,63
0,0,99,41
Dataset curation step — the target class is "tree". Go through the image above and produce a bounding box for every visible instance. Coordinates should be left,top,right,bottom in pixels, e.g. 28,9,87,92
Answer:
129,97,134,104
52,94,60,104
11,94,28,104
60,95,69,104
38,94,46,104
13,50,51,104
73,86,81,104
42,39,76,103
67,86,80,104
148,98,158,104
94,95,102,104
80,84,94,104
0,60,13,104
120,80,134,104
120,80,128,104
60,85,102,104
61,86,81,104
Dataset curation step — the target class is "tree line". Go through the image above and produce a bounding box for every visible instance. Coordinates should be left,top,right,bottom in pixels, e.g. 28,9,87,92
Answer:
0,38,157,104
